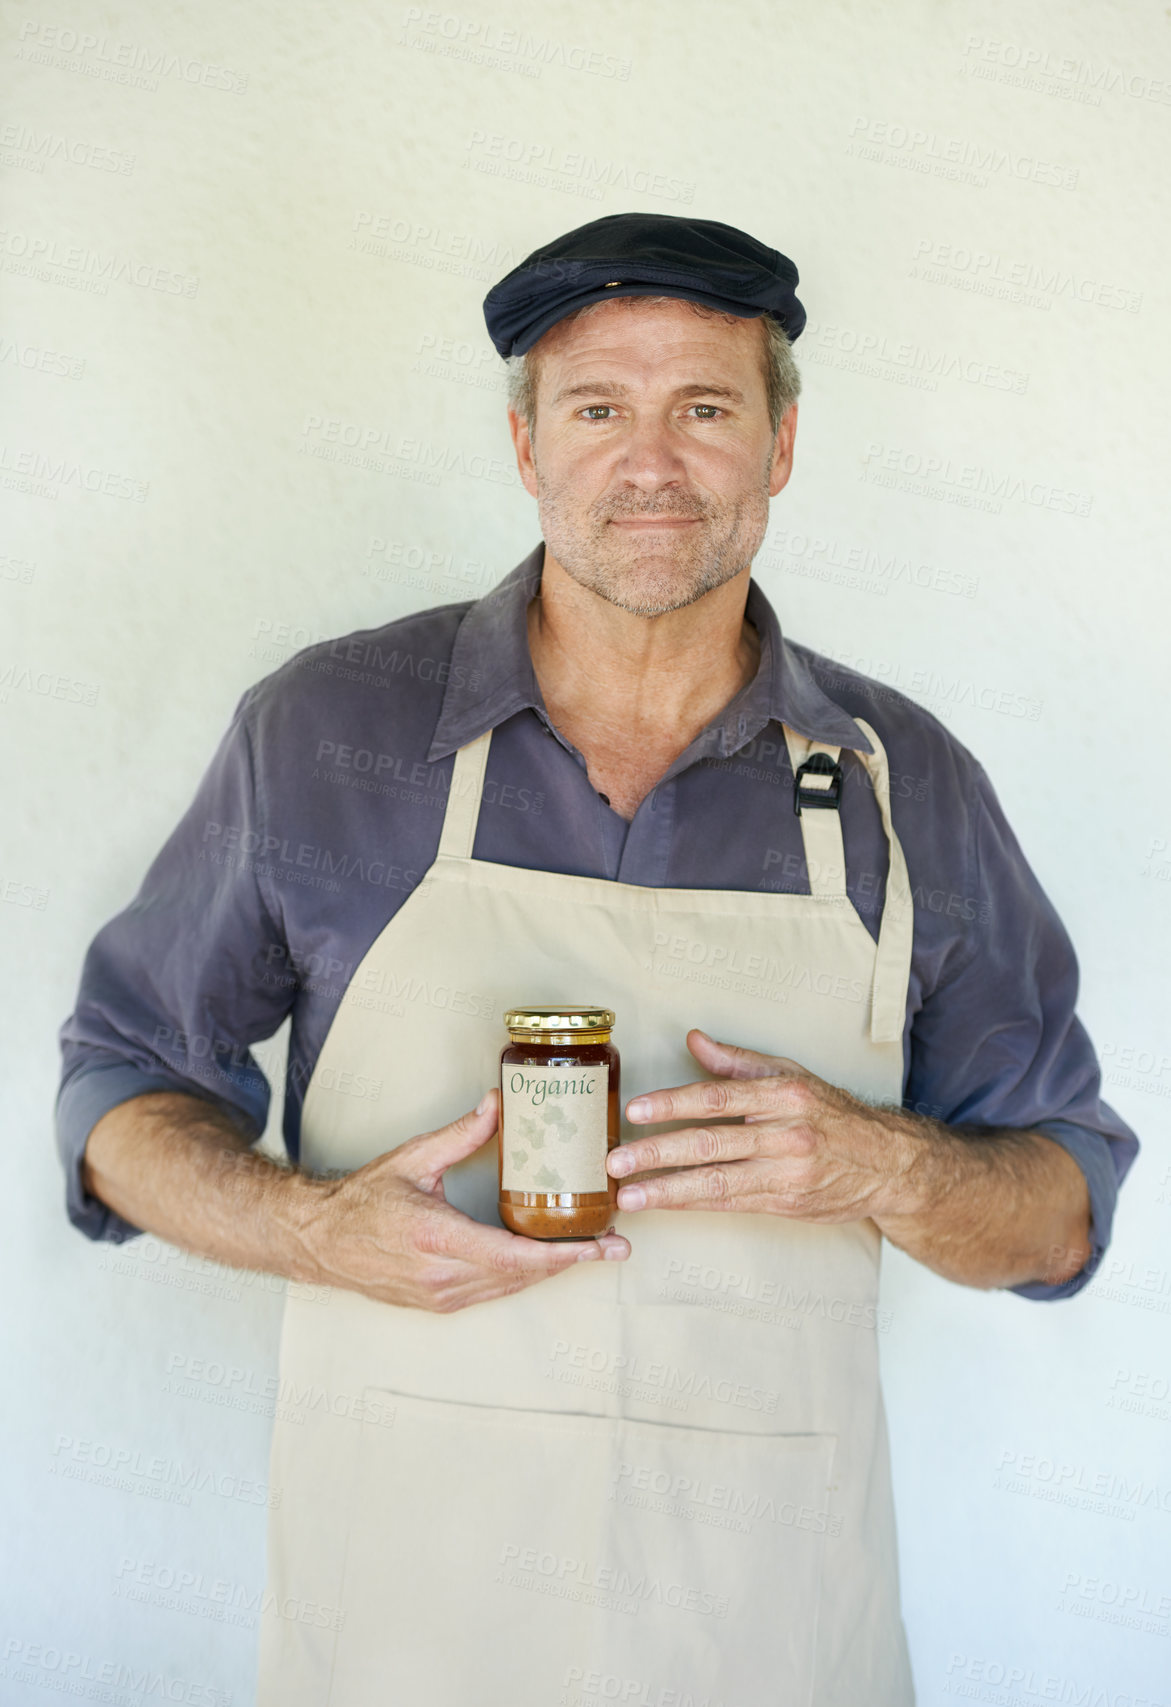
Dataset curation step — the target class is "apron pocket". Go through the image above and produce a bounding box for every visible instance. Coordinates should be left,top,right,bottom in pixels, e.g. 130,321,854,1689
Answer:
328,1388,836,1707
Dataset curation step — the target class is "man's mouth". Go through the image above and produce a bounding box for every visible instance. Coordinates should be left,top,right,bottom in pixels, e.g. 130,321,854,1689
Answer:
607,516,702,528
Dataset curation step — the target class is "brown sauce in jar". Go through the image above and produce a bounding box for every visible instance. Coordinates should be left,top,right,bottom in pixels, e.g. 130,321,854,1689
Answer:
498,1008,619,1240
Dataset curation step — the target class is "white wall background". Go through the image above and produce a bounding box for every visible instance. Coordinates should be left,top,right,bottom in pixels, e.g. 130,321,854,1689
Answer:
3,0,1169,1700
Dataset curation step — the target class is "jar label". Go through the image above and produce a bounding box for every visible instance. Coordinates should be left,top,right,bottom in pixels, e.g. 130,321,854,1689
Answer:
501,1064,609,1193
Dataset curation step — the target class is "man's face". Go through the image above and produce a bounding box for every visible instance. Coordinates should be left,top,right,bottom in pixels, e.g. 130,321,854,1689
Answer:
508,297,796,617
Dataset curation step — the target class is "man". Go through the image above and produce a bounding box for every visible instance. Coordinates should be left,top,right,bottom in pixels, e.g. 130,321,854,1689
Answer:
58,214,1137,1704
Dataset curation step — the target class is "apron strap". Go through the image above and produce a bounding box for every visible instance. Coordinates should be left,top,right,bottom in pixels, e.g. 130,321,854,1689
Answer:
851,718,914,1045
782,726,847,901
437,729,492,860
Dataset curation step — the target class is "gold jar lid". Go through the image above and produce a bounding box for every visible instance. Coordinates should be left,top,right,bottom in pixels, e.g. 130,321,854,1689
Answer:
504,1006,615,1034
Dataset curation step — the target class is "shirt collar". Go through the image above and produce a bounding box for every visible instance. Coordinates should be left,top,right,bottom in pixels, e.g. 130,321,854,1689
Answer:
427,542,873,762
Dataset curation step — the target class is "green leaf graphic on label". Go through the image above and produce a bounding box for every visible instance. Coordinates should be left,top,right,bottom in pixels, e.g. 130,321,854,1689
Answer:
518,1114,545,1147
533,1165,564,1191
510,1149,528,1173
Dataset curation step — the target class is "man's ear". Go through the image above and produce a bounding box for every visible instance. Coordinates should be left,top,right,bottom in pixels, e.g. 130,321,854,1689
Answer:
768,403,798,498
508,407,539,499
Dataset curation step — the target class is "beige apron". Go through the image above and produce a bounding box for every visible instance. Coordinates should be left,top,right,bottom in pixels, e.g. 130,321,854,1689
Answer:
256,718,916,1707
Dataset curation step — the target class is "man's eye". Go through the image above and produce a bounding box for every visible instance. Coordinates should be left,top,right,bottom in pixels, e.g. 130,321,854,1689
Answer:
583,406,613,421
691,405,721,419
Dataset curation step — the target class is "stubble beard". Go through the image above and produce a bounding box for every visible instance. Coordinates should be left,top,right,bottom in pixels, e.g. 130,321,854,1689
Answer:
533,454,774,618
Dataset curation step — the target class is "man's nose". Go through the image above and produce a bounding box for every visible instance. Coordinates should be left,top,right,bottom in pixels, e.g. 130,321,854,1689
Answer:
612,413,690,488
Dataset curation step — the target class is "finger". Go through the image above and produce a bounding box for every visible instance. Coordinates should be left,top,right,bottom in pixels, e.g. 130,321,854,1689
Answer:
391,1225,631,1314
614,1159,780,1214
396,1092,500,1190
688,1031,814,1082
625,1068,817,1127
432,1212,630,1274
608,1122,768,1180
422,1239,630,1312
686,1030,809,1081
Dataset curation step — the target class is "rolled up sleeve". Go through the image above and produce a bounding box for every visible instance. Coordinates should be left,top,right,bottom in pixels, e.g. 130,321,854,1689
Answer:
56,686,294,1243
904,759,1140,1301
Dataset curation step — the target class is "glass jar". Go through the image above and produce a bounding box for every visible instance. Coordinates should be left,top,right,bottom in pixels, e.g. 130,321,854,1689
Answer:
498,1007,619,1240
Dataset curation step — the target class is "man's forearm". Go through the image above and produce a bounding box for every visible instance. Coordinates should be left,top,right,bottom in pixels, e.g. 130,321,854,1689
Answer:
82,1091,331,1282
874,1113,1093,1289
82,1088,623,1312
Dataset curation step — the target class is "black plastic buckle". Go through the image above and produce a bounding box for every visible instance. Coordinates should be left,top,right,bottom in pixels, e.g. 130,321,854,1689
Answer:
793,752,843,815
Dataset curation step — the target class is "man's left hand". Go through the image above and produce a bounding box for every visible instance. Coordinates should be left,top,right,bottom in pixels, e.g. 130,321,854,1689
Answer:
607,1029,916,1222
608,1028,1094,1291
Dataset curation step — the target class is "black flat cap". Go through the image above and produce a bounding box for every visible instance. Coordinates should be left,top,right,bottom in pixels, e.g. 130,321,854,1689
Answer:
483,212,805,358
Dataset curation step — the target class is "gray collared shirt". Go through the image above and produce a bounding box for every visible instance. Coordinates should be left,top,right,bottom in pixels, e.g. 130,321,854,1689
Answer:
56,544,1139,1298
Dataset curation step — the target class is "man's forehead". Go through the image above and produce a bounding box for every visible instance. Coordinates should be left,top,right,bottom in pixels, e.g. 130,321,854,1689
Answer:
538,298,766,376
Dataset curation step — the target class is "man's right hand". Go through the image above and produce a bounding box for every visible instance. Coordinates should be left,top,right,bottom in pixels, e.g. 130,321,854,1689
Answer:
299,1089,630,1312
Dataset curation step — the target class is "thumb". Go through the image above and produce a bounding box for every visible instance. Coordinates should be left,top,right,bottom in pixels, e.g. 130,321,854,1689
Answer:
686,1029,807,1081
401,1089,500,1192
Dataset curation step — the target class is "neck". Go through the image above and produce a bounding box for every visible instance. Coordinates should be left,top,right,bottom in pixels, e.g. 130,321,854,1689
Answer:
525,548,761,820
